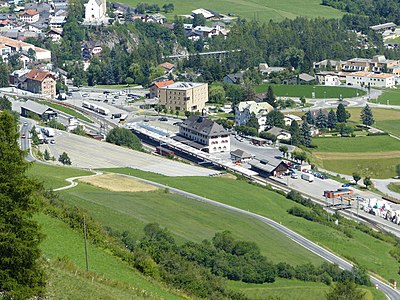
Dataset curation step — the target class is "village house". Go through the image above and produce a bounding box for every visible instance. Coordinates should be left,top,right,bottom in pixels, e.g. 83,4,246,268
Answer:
259,63,287,75
46,28,62,42
158,62,175,74
315,71,341,86
0,36,51,61
234,101,274,132
19,9,39,23
266,126,291,141
19,69,56,98
223,72,244,84
176,115,230,153
283,73,314,85
283,114,302,126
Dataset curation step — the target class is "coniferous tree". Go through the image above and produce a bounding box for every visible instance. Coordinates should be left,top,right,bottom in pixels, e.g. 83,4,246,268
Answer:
304,110,315,125
336,103,347,123
246,112,260,131
361,104,374,126
301,121,312,147
0,112,46,298
327,109,337,129
315,109,327,129
289,120,301,145
265,86,277,107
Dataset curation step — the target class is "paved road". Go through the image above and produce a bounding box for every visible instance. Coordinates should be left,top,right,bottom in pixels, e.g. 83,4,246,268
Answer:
116,173,400,300
374,178,400,200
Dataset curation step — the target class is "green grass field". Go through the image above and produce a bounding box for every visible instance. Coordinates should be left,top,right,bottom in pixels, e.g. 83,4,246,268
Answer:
101,168,400,282
228,278,385,300
27,163,93,190
311,136,400,178
312,136,400,153
374,89,400,106
36,213,182,299
347,107,400,138
118,0,343,22
40,101,93,123
59,183,322,265
254,84,365,99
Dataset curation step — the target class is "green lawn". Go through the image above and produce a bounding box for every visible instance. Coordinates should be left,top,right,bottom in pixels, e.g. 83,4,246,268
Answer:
389,183,400,194
374,89,400,106
311,136,400,178
228,278,385,300
37,213,182,299
118,0,343,22
27,163,93,190
59,183,322,266
101,168,400,282
312,136,400,153
39,101,93,123
254,84,365,98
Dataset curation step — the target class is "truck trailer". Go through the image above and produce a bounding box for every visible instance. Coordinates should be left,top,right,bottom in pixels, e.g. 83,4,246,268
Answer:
301,172,314,182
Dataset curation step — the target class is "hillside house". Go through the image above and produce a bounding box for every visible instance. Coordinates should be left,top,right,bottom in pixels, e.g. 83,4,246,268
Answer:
19,69,56,98
234,101,274,132
20,9,39,23
266,126,291,141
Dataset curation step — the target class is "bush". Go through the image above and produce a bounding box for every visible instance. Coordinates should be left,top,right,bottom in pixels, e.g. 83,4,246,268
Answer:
367,131,388,136
106,127,142,151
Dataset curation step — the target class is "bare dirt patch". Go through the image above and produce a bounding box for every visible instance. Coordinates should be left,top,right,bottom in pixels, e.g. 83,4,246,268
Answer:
79,173,158,192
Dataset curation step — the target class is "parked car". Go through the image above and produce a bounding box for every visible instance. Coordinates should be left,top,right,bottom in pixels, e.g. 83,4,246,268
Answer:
291,172,298,179
21,133,26,138
158,117,168,121
82,93,89,97
50,140,56,144
103,91,110,94
23,121,28,126
342,183,351,187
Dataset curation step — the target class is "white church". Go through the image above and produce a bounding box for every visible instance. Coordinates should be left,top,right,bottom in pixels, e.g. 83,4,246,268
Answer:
84,0,108,25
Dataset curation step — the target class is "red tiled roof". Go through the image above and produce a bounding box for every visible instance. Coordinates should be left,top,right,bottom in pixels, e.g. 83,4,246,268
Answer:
23,10,39,16
153,80,174,88
159,62,175,70
25,69,54,82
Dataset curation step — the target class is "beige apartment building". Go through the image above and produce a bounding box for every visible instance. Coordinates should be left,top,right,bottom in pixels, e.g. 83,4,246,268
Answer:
21,69,56,98
158,82,208,112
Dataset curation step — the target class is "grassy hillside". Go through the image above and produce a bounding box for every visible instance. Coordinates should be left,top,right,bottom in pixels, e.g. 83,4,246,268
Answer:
37,213,182,299
119,0,343,22
228,279,386,300
255,84,365,98
375,89,400,106
28,163,93,190
102,168,400,283
59,182,322,265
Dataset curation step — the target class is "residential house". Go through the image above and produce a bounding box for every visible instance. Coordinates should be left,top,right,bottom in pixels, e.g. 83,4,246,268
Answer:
46,28,62,42
0,44,10,60
234,101,273,132
20,99,57,120
177,115,230,153
259,63,287,75
223,72,244,84
193,26,217,38
283,73,314,85
313,59,343,72
19,10,39,23
149,13,166,24
20,69,56,98
342,58,371,72
158,81,208,112
315,71,341,86
149,80,174,98
49,15,66,29
266,126,291,141
346,71,396,88
159,62,175,74
283,114,302,126
9,68,30,85
191,8,214,19
81,41,102,61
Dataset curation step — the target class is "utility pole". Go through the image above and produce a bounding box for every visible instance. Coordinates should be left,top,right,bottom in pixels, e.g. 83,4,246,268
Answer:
83,217,89,272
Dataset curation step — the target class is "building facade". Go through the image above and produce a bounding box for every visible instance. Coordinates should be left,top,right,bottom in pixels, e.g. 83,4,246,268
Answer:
21,69,56,98
158,82,208,112
178,115,230,153
234,101,273,132
346,71,396,88
84,0,106,23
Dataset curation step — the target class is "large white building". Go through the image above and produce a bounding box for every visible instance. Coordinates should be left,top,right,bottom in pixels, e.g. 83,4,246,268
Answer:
346,71,396,88
84,0,107,24
178,115,230,153
234,101,274,132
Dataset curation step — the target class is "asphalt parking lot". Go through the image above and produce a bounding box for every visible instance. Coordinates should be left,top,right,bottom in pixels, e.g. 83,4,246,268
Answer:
39,130,219,177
